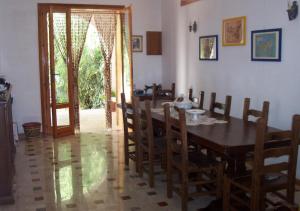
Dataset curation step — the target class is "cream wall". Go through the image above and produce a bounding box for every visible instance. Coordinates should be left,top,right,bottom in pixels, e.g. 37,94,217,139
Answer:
0,0,162,130
162,0,300,176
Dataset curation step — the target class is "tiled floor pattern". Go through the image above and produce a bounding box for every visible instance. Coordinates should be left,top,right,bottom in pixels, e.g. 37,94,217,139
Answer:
0,132,215,211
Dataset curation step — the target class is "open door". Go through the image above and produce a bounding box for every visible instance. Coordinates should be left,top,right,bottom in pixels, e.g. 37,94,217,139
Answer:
49,6,75,138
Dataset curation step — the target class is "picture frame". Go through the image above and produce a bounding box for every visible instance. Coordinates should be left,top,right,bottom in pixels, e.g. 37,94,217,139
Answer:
251,28,282,62
132,35,143,52
222,16,246,46
181,0,200,6
199,35,218,61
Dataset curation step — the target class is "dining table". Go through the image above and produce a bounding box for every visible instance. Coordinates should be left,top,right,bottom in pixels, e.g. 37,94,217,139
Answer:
119,99,286,210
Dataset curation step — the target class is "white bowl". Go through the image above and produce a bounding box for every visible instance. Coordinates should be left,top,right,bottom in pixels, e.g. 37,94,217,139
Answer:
186,109,205,121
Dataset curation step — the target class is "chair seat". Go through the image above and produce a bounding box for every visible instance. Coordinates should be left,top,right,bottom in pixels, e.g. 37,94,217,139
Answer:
231,172,288,193
172,152,220,173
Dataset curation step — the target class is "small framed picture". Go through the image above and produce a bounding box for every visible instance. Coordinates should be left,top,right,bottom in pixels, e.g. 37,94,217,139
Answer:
132,35,143,52
199,35,218,61
251,28,282,62
181,0,200,6
222,16,246,46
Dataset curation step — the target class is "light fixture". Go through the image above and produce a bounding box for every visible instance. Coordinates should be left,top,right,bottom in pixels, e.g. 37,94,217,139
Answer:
287,0,298,21
189,21,197,33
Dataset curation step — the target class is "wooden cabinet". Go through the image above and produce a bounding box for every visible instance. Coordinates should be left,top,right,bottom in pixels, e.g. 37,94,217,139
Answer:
146,31,162,55
0,88,15,204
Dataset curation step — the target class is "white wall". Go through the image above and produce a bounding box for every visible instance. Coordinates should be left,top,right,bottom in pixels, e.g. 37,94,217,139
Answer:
0,0,162,130
162,0,300,176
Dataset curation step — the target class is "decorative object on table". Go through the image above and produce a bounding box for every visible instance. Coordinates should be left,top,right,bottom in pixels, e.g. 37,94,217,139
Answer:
181,0,200,6
186,109,205,121
132,35,143,52
199,35,218,60
222,16,246,46
287,0,298,21
22,122,41,139
174,95,193,109
189,21,197,33
251,28,282,62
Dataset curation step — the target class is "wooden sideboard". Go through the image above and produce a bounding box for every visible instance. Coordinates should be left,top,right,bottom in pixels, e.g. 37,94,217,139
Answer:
0,87,15,204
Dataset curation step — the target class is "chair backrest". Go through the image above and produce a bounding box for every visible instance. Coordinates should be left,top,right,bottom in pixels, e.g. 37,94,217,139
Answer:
209,92,232,119
189,88,205,109
243,98,270,123
153,83,176,102
121,93,134,136
164,104,189,171
252,115,300,207
132,97,154,148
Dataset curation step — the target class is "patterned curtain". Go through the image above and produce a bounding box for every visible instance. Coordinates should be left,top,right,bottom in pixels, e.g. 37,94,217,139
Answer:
94,13,117,128
71,12,92,129
53,12,92,129
54,15,67,62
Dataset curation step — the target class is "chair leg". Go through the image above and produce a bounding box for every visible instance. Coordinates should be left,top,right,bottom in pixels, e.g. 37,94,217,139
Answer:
216,164,224,198
167,160,173,198
181,182,188,211
135,142,139,173
149,149,154,188
124,138,129,166
223,176,231,211
138,145,144,177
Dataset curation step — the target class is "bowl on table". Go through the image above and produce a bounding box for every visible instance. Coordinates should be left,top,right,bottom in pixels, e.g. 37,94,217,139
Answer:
186,109,205,121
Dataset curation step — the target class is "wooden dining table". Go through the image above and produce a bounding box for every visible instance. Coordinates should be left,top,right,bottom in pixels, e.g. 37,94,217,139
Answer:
119,100,285,210
150,102,282,177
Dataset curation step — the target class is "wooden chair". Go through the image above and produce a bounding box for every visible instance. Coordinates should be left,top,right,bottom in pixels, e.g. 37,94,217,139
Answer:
188,88,205,109
164,104,224,211
209,92,232,119
243,98,270,123
121,93,138,171
133,97,166,187
223,115,300,211
152,83,176,102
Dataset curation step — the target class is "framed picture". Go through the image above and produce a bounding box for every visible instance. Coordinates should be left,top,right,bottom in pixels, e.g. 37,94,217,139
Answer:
251,28,282,62
132,35,143,52
181,0,200,6
199,35,218,61
222,16,246,46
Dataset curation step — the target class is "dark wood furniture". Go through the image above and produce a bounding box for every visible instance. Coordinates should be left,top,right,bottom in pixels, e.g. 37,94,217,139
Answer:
121,93,138,171
223,115,300,211
152,83,175,102
189,88,205,109
164,104,224,211
133,98,166,187
209,92,232,120
0,88,15,204
146,31,162,55
243,97,270,123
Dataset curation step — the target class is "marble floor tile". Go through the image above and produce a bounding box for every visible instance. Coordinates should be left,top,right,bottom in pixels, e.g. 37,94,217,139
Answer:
2,131,299,211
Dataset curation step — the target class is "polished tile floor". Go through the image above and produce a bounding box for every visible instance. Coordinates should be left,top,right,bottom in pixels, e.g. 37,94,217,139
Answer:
0,131,215,211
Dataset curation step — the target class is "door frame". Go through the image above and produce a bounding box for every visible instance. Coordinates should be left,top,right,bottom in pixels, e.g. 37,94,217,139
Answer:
38,3,131,136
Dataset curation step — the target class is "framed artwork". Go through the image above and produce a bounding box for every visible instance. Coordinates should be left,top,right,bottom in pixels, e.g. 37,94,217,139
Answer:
251,28,282,62
132,35,143,52
181,0,200,6
222,16,246,46
199,35,218,61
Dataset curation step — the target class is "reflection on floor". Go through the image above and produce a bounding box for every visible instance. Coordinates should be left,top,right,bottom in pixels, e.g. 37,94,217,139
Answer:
1,132,300,211
0,132,214,211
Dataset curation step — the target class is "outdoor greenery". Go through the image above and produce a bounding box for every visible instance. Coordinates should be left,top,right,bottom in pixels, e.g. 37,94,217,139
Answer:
78,47,105,109
54,42,106,109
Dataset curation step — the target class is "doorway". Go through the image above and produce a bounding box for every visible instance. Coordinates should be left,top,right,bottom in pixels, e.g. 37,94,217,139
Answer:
38,4,133,138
